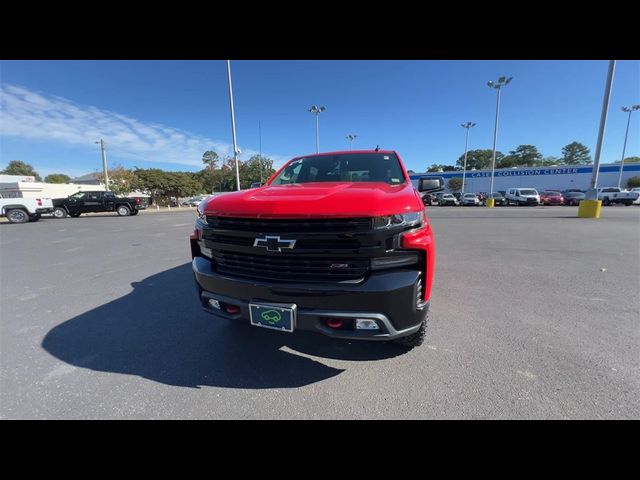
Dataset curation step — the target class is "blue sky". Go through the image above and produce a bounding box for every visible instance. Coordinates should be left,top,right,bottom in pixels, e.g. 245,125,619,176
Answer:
1,60,638,178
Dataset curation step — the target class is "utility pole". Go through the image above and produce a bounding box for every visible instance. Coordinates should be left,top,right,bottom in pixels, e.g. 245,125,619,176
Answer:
226,60,241,191
95,139,109,190
346,134,357,150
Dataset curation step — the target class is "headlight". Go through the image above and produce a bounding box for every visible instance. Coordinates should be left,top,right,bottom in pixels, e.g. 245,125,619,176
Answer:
196,206,207,223
373,210,425,230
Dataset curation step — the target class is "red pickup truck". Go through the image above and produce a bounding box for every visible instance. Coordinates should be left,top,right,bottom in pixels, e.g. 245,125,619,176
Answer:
190,150,443,348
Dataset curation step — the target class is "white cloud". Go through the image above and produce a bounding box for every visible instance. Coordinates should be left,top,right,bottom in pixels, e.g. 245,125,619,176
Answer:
0,84,289,169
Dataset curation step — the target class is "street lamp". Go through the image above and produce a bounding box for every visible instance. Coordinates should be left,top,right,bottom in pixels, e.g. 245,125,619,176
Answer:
460,122,476,195
309,105,326,153
95,139,109,190
346,134,357,150
487,76,512,198
617,104,640,188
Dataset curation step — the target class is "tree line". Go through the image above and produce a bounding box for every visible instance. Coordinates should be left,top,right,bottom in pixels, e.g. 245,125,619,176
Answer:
427,142,640,172
1,153,277,205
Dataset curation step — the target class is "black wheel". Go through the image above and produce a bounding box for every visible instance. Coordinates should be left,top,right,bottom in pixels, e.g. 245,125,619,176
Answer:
117,205,131,216
29,213,41,222
53,207,67,218
393,311,429,349
6,209,29,224
69,212,81,218
130,210,139,216
603,197,611,206
624,201,632,206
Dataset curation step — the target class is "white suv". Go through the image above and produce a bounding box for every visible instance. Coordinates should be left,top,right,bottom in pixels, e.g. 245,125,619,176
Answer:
461,193,480,206
505,188,540,206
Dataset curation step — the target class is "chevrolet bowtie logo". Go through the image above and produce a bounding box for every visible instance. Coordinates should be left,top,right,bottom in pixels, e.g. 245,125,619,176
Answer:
253,236,296,252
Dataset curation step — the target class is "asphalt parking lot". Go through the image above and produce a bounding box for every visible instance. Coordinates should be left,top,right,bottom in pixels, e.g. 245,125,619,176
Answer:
1,206,638,419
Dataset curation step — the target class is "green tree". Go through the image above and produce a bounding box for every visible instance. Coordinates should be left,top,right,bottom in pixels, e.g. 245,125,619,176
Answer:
447,177,463,192
497,155,518,169
507,144,543,167
456,149,503,170
96,166,137,196
614,156,640,164
541,156,561,166
240,155,276,187
561,142,591,165
428,164,458,172
626,176,640,189
44,173,71,184
1,160,42,181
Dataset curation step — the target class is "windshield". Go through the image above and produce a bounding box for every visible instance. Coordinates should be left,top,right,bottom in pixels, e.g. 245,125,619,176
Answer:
520,189,538,196
491,193,502,197
270,153,406,186
543,191,561,196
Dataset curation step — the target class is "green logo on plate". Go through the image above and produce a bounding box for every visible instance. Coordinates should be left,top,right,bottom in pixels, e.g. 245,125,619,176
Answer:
261,309,282,324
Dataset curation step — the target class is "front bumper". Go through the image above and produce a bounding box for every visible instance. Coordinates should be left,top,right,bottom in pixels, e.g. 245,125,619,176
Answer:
192,256,428,341
36,207,54,214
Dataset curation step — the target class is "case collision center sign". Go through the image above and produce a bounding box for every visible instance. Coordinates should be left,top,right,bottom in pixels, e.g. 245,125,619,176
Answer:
470,167,579,178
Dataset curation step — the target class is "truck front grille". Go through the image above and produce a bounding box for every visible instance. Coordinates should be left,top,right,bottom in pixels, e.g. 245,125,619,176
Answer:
212,250,369,283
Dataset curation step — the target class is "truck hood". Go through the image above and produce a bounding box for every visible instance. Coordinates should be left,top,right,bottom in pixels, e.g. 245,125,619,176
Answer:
202,182,422,218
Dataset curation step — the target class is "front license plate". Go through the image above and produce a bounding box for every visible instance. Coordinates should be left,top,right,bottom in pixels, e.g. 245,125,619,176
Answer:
249,303,296,333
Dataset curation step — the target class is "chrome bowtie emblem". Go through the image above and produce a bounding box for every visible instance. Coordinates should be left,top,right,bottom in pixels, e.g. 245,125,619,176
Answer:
253,236,296,252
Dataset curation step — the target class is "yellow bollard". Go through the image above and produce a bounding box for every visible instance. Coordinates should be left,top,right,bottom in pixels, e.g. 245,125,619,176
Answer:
577,200,602,218
486,198,495,208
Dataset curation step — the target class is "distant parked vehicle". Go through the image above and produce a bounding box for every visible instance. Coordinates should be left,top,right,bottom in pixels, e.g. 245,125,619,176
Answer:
540,190,564,206
421,193,433,206
562,191,585,206
486,192,507,206
505,188,540,206
0,193,54,224
452,192,463,203
631,188,640,205
596,187,638,206
182,196,207,207
461,193,480,206
52,191,148,218
439,193,459,206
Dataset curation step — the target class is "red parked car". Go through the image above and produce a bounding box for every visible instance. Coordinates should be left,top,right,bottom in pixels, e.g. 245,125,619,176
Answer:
540,190,564,205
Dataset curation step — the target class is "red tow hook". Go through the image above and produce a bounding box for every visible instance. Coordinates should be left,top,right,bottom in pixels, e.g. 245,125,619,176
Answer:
225,305,240,315
326,318,343,329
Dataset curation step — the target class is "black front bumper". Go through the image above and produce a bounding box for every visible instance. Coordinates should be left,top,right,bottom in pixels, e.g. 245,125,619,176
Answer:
192,256,427,341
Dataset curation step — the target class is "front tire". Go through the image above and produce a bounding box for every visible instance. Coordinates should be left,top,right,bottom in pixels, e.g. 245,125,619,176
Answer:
130,210,139,216
6,209,29,224
69,212,81,218
393,311,429,349
117,205,131,216
602,197,611,206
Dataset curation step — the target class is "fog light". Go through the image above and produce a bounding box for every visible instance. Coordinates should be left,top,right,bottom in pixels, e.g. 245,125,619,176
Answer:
208,299,220,309
355,319,380,330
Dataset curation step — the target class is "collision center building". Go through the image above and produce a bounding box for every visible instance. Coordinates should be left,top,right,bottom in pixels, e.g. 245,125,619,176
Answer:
410,163,640,193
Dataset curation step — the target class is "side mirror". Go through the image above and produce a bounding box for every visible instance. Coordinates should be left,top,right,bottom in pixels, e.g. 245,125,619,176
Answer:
418,177,445,192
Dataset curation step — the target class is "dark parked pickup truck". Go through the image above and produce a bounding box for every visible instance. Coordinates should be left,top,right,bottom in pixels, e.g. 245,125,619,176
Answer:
52,191,148,218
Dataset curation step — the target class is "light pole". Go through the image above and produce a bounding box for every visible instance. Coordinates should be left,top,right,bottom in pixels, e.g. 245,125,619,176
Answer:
487,76,512,197
587,60,616,196
460,122,476,195
226,60,241,191
95,139,109,191
617,104,640,188
346,134,357,150
309,105,326,153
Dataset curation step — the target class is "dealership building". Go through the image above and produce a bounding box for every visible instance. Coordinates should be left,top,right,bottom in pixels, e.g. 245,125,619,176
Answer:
410,163,640,193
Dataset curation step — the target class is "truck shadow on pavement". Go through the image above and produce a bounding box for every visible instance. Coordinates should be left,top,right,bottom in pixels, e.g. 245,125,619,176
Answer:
42,263,404,389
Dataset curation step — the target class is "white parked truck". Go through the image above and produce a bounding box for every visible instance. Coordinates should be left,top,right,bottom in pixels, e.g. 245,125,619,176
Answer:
0,194,54,224
596,187,639,206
